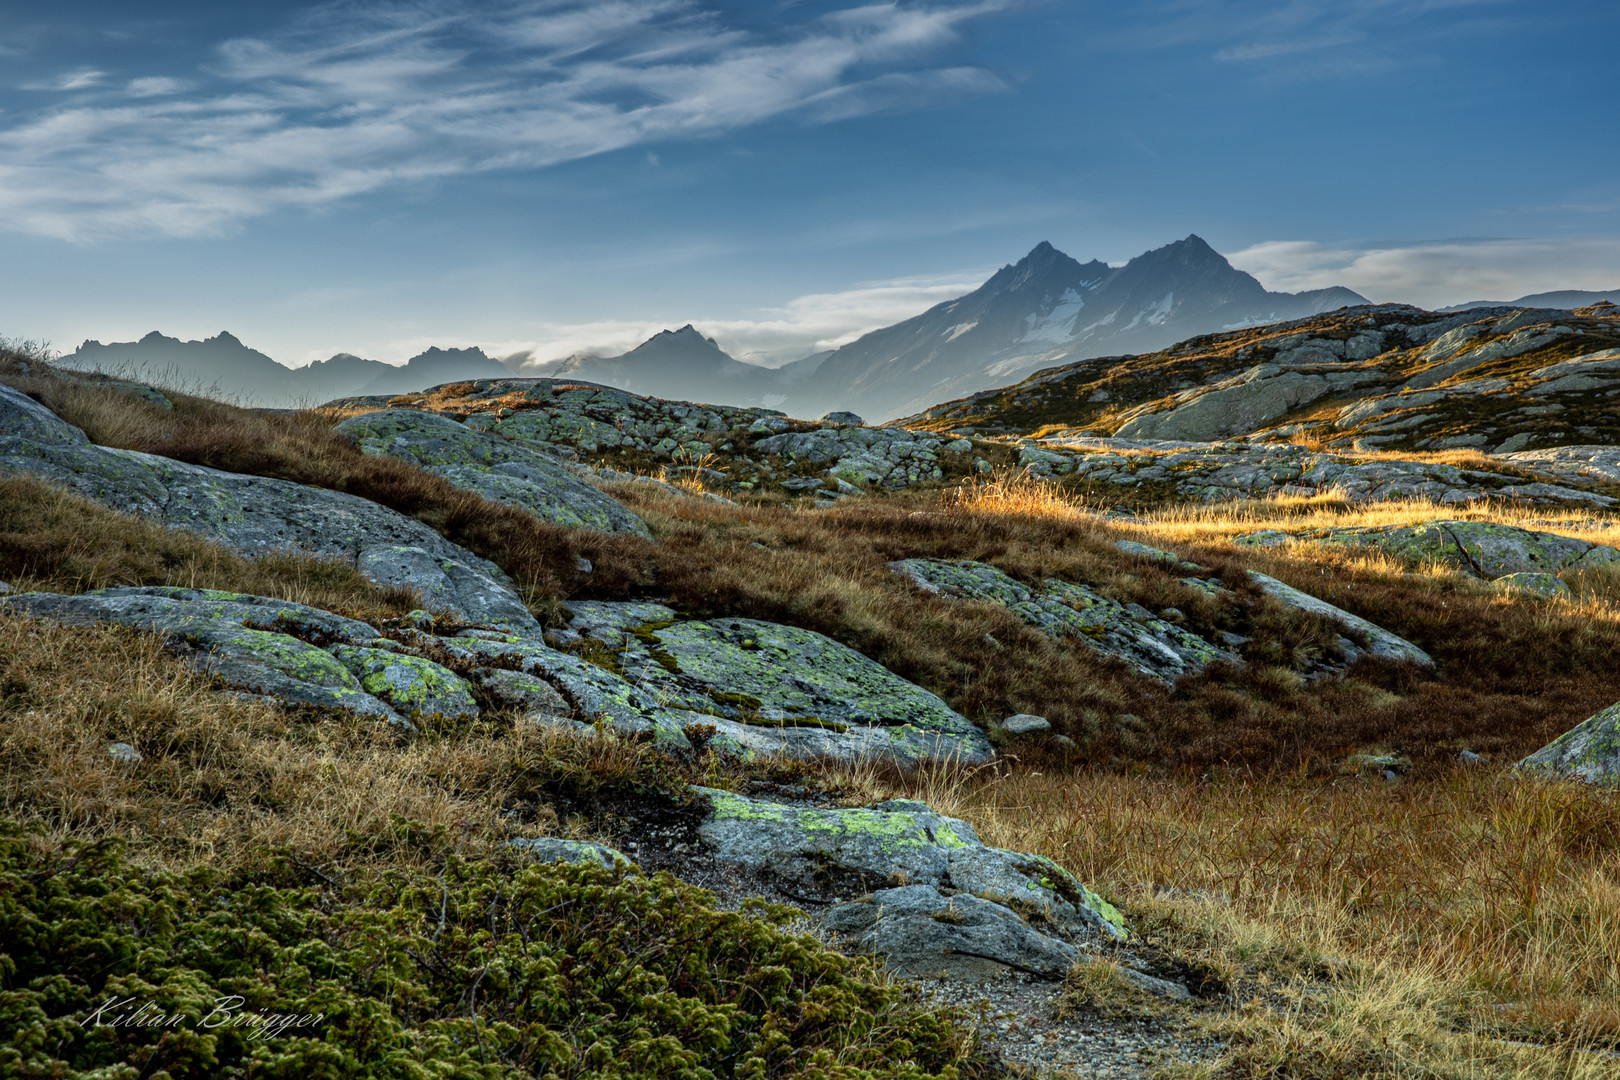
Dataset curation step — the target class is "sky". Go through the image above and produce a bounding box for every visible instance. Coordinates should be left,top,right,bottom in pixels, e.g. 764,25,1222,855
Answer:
1,0,1617,370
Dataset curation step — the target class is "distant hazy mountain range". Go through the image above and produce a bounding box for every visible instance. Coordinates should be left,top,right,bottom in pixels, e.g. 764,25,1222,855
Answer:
527,325,823,410
58,236,1617,420
63,332,511,407
1440,289,1619,313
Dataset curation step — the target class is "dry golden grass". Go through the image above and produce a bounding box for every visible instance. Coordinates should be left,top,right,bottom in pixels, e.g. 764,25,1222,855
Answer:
0,610,757,873
827,758,1620,1078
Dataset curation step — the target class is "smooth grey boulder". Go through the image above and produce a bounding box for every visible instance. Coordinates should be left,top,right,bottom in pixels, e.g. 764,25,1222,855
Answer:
0,390,540,631
1002,714,1051,736
889,558,1236,684
823,885,1079,981
354,546,538,631
335,409,650,537
471,667,573,721
1517,701,1620,786
0,383,88,445
696,789,1125,940
1247,572,1433,668
507,837,631,869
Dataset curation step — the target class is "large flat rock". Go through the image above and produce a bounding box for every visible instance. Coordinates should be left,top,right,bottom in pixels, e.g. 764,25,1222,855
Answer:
540,601,994,764
335,409,649,536
1237,520,1620,580
0,387,539,631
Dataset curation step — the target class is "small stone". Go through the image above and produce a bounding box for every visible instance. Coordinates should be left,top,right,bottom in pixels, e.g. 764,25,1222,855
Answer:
1458,749,1483,765
400,609,435,630
573,555,594,574
820,410,863,426
1159,607,1185,623
107,742,142,765
0,581,12,595
1002,713,1051,736
507,837,631,869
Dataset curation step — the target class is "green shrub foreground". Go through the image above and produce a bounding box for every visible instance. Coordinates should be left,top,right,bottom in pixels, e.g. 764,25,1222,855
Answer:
0,827,982,1079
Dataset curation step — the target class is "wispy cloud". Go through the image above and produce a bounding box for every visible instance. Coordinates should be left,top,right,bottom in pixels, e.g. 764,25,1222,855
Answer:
24,68,105,90
1229,236,1620,308
0,0,1009,242
1106,0,1513,79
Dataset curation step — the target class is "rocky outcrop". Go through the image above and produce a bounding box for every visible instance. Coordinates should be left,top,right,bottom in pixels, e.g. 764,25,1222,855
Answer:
541,601,994,764
325,378,979,502
1237,520,1620,581
0,385,540,630
698,789,1124,980
0,585,990,765
335,409,650,536
1517,701,1620,786
0,588,418,722
1024,437,1615,508
906,304,1620,463
1114,364,1377,442
1497,446,1620,486
888,558,1236,683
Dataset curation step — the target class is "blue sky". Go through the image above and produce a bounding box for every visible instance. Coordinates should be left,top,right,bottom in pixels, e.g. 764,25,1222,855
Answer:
2,0,1617,369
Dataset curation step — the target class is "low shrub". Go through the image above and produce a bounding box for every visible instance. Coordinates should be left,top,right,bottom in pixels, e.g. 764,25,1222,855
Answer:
0,826,985,1079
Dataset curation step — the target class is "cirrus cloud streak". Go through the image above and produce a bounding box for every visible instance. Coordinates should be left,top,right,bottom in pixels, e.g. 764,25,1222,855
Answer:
0,0,1008,242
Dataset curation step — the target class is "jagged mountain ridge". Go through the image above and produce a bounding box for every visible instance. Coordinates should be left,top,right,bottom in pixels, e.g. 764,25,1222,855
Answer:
781,235,1367,421
63,332,511,407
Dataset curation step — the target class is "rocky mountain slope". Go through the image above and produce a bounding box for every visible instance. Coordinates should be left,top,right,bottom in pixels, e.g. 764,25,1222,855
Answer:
782,236,1366,421
905,301,1620,458
64,331,512,406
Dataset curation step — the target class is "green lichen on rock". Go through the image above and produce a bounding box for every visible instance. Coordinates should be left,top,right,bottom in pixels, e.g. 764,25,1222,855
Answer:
1518,700,1620,786
540,601,992,764
329,645,477,720
697,788,1127,948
